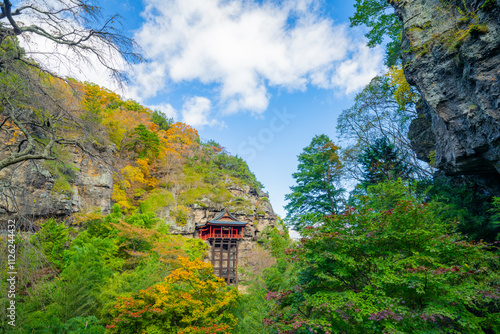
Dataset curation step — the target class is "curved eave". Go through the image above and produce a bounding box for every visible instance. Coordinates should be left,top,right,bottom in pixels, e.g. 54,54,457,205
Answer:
197,222,248,229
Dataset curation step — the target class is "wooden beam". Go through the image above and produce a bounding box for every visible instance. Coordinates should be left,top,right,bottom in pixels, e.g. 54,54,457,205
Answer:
219,240,223,278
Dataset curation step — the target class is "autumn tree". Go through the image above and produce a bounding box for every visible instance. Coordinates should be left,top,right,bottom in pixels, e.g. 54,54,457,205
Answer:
285,134,344,230
106,257,238,334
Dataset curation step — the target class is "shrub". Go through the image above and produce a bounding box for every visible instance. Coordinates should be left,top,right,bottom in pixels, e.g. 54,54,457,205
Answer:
267,180,500,333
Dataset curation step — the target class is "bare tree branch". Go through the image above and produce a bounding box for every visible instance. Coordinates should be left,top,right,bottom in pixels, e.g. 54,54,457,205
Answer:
1,0,143,83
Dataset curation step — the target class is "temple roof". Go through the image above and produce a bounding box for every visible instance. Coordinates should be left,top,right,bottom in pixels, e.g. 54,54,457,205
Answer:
203,210,248,226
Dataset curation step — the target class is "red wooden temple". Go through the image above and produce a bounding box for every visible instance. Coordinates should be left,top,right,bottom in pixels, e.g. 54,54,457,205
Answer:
198,211,247,240
196,211,248,285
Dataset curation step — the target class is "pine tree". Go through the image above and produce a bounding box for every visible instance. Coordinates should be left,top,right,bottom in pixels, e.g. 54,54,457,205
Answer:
358,137,412,187
285,134,344,230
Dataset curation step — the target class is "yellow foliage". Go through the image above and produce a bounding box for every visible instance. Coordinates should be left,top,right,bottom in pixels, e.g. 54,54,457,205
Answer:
122,165,146,185
112,161,160,211
106,257,237,333
385,65,419,108
136,158,158,187
111,183,134,212
164,122,200,158
71,208,103,225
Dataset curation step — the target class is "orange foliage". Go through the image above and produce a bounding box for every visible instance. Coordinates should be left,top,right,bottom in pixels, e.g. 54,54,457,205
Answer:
81,83,205,212
163,122,200,158
111,220,159,254
106,257,237,334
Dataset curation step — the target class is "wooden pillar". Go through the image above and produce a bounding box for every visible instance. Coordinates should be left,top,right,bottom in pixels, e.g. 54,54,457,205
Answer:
235,240,239,285
211,240,215,268
219,239,223,277
226,239,233,284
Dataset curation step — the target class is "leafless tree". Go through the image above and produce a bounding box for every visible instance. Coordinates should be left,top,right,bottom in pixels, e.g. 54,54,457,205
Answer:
0,0,142,81
0,0,143,171
336,75,434,182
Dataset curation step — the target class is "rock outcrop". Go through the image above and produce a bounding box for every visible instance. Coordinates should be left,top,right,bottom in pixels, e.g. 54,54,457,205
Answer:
391,0,500,189
0,150,279,279
0,149,113,227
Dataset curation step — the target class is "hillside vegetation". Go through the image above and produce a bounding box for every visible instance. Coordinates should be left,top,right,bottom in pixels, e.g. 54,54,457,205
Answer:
1,0,500,333
0,37,280,333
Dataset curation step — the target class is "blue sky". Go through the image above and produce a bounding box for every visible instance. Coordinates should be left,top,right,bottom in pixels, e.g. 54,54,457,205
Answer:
31,0,385,218
108,0,384,218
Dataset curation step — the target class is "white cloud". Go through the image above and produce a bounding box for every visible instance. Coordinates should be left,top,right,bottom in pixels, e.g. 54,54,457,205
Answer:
330,45,384,95
132,0,384,114
180,96,224,128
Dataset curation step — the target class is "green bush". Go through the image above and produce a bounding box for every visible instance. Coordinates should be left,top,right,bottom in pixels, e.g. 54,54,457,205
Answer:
34,219,69,270
267,180,500,333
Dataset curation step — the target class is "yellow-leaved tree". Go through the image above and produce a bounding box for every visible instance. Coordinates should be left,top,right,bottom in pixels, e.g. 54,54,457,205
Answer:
106,257,237,334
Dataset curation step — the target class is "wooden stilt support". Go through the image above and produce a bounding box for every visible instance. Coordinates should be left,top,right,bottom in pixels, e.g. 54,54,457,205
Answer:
235,240,239,285
219,239,223,278
226,241,231,283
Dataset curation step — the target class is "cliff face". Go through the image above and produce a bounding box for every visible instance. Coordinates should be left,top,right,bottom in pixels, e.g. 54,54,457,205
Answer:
167,182,277,238
392,0,500,188
0,149,113,224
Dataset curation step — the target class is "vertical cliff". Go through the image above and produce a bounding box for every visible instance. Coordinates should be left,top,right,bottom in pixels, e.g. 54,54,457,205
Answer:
391,0,500,190
0,149,113,224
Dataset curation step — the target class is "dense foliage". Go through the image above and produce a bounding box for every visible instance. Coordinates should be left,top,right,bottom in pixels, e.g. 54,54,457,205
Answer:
106,257,237,334
358,137,412,187
271,180,500,333
0,205,222,333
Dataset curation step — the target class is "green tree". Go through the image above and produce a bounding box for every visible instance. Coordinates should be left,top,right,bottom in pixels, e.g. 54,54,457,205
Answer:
35,219,70,270
285,135,344,230
267,180,500,333
421,175,500,242
125,124,161,159
350,0,401,65
359,137,412,187
151,110,173,131
213,153,263,190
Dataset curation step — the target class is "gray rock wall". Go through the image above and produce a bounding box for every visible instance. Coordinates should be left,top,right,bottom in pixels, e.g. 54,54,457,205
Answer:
392,0,500,186
0,148,113,222
166,183,280,282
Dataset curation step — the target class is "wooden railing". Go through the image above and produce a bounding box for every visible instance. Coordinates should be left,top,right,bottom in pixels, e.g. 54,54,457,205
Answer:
199,232,243,240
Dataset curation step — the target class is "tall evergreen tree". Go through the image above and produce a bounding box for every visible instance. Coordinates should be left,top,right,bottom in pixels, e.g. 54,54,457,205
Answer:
285,134,344,230
358,137,412,187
